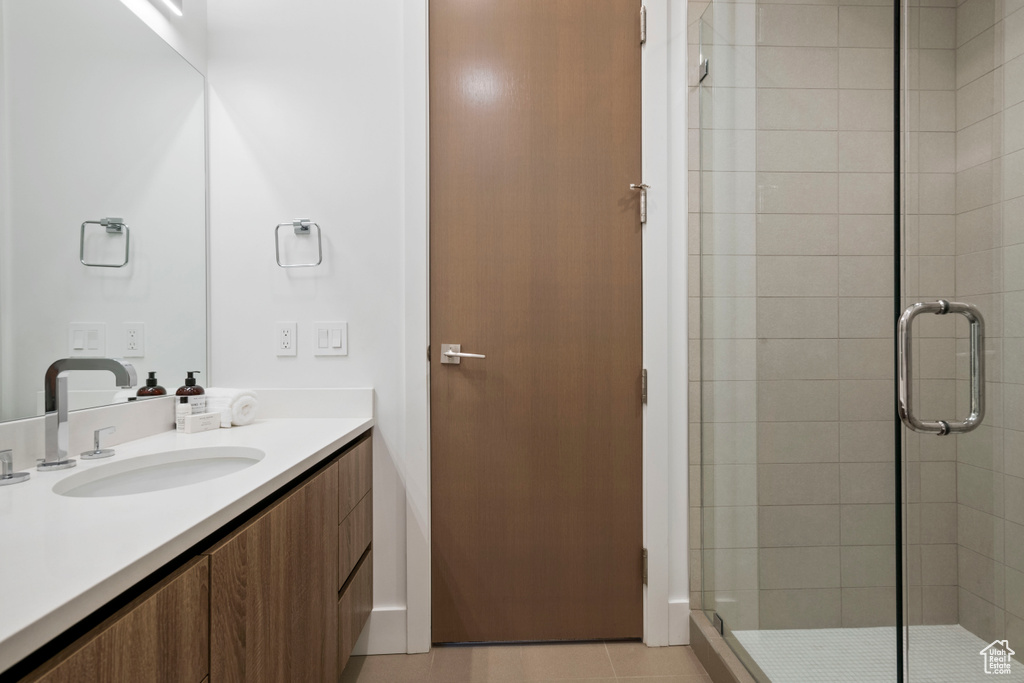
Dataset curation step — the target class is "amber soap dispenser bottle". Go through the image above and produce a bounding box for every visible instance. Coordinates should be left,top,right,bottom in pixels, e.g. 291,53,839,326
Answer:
136,371,167,397
176,371,207,413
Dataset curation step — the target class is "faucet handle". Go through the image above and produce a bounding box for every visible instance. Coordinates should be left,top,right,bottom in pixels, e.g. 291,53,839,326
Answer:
81,426,116,460
0,449,30,486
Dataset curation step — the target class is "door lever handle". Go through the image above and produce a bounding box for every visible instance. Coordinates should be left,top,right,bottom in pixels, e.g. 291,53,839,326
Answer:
440,344,485,365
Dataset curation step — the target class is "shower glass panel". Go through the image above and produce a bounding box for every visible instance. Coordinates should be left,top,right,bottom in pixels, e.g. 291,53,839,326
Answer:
903,0,1024,679
695,0,903,677
697,5,768,676
694,0,1024,677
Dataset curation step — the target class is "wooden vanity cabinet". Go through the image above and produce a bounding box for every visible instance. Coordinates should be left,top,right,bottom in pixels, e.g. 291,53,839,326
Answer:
205,430,373,682
205,459,340,683
21,557,209,683
338,434,373,673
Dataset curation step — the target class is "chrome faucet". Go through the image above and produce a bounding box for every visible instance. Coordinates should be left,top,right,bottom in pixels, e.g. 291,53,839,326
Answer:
40,358,137,471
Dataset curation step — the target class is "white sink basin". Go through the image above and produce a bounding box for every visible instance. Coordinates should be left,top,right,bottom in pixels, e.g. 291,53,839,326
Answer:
53,446,265,498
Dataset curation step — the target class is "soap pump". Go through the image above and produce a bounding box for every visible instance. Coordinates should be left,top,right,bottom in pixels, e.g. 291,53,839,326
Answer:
176,371,207,413
136,371,167,397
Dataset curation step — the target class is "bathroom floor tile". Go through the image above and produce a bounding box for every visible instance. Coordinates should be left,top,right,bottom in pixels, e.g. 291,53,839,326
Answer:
341,643,709,682
341,652,434,682
519,643,616,680
429,644,526,682
606,642,707,678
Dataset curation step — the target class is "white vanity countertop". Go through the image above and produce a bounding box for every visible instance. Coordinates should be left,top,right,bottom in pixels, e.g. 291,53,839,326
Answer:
0,416,373,673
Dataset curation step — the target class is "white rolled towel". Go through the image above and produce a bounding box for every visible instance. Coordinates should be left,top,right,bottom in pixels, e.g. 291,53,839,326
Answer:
204,388,259,428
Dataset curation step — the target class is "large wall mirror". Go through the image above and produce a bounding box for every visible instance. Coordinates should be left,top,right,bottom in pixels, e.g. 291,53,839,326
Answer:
0,0,207,422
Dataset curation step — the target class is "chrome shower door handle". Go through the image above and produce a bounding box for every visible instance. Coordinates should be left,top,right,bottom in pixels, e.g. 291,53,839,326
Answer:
898,300,985,435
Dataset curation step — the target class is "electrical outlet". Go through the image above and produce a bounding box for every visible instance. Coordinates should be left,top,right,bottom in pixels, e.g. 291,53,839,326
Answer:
123,322,145,358
275,322,297,357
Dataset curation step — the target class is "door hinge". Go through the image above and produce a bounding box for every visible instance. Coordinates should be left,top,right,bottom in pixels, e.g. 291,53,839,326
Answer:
713,612,725,635
427,344,431,362
630,183,650,224
640,5,647,45
642,547,649,585
641,368,648,404
699,58,710,83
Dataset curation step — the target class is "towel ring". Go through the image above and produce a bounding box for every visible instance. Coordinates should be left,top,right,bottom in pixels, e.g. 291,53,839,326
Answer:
275,218,323,268
80,218,130,268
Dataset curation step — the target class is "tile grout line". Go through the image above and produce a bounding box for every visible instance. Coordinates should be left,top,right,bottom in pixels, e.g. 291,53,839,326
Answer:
603,641,619,679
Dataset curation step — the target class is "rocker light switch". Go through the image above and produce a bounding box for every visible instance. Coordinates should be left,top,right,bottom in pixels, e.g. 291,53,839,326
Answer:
68,323,106,357
313,322,348,356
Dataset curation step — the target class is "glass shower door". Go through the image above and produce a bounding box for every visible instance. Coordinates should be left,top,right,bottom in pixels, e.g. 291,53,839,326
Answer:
695,0,902,678
901,0,1024,678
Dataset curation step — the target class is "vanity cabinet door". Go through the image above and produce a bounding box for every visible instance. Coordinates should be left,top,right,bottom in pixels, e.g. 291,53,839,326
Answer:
23,557,209,683
206,460,340,683
338,550,373,674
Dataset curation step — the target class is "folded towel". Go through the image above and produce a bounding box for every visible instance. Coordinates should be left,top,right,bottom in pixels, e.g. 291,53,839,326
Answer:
204,388,258,428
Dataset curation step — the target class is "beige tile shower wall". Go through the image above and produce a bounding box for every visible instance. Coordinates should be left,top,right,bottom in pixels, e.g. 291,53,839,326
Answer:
952,0,1024,647
904,2,962,629
753,0,907,630
689,0,960,633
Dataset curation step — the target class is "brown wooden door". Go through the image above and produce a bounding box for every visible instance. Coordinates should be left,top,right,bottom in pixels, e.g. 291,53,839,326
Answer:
429,0,643,643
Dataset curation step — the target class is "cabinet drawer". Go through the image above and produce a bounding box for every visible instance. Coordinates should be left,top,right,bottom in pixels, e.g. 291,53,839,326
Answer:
339,491,372,588
339,434,372,520
22,557,209,683
338,550,373,675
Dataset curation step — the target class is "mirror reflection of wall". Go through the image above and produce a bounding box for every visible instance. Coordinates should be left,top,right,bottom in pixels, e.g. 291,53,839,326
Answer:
0,0,207,422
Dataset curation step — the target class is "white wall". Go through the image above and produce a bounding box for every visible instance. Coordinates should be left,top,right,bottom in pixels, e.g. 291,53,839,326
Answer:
206,0,411,653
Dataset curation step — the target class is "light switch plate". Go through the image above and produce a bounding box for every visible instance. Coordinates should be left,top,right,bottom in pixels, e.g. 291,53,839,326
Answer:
69,323,107,357
313,322,348,356
275,322,297,357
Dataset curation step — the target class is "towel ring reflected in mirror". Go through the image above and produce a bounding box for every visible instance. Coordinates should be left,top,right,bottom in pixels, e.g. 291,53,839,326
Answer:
80,217,130,268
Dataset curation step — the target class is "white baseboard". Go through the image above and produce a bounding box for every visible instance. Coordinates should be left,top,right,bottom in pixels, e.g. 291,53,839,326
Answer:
352,602,690,653
352,606,409,655
668,599,691,645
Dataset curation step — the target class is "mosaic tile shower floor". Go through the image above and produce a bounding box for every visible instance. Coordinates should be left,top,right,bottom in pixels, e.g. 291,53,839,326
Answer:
733,624,1023,682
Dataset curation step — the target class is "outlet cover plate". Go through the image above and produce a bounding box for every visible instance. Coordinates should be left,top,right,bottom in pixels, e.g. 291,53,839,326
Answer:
275,322,297,357
123,322,145,358
313,322,348,356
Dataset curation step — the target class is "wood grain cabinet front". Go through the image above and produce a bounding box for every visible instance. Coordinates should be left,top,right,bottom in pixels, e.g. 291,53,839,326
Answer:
338,434,372,522
338,433,373,675
21,557,209,683
205,460,340,683
339,550,373,675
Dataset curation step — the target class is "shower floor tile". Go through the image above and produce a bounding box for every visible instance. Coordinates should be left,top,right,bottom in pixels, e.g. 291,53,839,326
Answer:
733,624,1024,682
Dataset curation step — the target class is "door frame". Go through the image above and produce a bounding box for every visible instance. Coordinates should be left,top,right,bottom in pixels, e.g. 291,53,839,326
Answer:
401,0,681,652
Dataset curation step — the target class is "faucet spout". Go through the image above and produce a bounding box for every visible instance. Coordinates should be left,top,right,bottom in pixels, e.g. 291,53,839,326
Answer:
40,358,137,470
